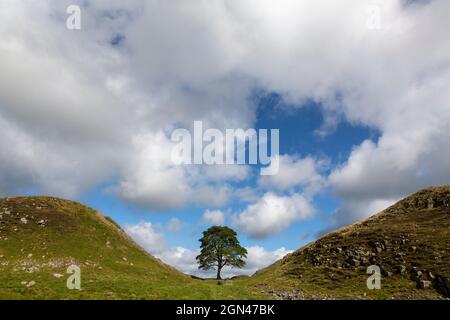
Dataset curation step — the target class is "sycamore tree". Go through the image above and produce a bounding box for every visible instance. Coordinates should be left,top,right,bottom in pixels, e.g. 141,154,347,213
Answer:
196,226,247,280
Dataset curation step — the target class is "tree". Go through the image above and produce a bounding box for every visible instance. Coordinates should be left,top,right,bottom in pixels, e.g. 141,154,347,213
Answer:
196,226,247,280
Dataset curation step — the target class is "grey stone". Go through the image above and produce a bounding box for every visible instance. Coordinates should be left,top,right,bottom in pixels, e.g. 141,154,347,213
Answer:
434,276,450,297
397,265,407,275
348,258,360,267
418,280,431,289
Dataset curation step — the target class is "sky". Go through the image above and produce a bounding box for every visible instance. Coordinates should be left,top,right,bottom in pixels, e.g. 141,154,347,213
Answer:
1,0,449,277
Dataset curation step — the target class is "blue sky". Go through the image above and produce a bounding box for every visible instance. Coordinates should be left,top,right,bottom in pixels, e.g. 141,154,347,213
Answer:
1,0,449,276
80,92,379,252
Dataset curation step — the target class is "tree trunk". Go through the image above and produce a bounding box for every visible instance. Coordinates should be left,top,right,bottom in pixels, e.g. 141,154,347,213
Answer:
216,267,222,280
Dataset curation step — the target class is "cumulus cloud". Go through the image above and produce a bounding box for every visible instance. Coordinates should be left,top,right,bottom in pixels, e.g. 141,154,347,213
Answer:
242,246,292,274
158,245,291,278
124,221,166,254
321,198,398,235
234,192,315,238
157,247,201,276
1,0,450,232
0,1,255,208
258,154,327,194
202,209,226,225
166,218,184,232
126,221,291,277
113,132,242,210
116,133,190,210
0,1,129,196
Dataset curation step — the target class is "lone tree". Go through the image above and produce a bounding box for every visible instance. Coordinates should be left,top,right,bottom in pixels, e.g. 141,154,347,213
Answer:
196,226,247,280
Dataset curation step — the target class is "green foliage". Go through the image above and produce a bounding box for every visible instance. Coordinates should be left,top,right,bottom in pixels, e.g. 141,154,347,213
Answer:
0,197,266,299
196,226,247,279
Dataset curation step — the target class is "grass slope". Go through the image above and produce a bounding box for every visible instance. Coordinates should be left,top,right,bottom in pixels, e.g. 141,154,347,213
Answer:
250,186,450,299
1,185,449,300
0,196,266,299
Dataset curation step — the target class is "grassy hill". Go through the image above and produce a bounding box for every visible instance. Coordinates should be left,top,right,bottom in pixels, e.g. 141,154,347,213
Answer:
0,196,266,299
249,186,450,299
1,186,449,299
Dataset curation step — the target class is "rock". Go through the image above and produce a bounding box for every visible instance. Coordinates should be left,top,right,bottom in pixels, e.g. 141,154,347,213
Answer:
348,258,360,267
271,289,304,300
26,281,35,287
382,270,393,277
20,217,28,224
418,280,431,289
381,266,393,277
427,198,434,209
397,265,406,275
410,270,423,282
434,276,450,297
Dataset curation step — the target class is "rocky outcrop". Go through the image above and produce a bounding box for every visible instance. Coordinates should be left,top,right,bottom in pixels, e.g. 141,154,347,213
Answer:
388,186,450,211
272,186,450,299
434,276,450,297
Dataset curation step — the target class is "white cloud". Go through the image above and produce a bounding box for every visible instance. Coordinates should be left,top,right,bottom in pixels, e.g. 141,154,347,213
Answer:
124,221,166,255
322,198,398,234
202,209,225,225
115,132,240,210
0,2,128,196
125,221,290,277
157,245,291,278
242,246,292,275
1,0,450,230
159,245,292,278
116,132,190,210
234,192,315,238
166,218,183,232
157,246,201,276
258,154,327,194
0,1,255,208
234,186,260,203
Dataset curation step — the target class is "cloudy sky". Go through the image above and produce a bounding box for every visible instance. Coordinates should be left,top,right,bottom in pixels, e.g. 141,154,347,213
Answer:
1,0,449,277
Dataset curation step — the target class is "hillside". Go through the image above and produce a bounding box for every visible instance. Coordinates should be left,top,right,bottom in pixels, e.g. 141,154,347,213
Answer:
0,196,265,299
1,186,449,300
249,186,450,299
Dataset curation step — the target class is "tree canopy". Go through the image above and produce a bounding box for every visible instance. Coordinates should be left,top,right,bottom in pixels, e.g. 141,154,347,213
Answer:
196,226,247,280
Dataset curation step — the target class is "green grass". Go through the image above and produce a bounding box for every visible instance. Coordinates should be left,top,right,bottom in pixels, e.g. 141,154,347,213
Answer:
247,186,450,300
0,196,267,300
1,186,449,300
